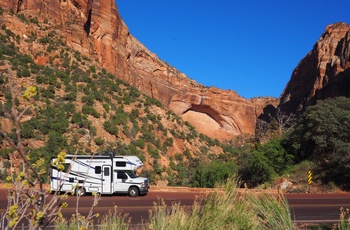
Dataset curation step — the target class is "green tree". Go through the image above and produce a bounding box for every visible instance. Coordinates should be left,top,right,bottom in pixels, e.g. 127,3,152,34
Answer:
238,150,274,187
282,97,350,189
255,138,293,174
236,138,292,187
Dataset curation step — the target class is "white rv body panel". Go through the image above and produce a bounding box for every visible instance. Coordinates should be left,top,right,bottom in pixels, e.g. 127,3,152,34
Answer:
50,154,149,197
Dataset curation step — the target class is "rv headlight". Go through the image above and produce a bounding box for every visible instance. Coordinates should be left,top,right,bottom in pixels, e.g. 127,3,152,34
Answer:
140,182,145,187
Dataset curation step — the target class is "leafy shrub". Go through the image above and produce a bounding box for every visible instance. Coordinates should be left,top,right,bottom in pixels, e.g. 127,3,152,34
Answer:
131,139,144,151
82,105,100,118
71,112,86,127
36,75,47,84
21,68,31,77
44,130,68,158
103,120,118,136
145,97,162,107
39,36,50,45
164,137,173,147
18,54,33,64
29,17,39,24
102,103,110,112
56,70,70,84
3,160,11,169
64,91,77,101
147,144,160,159
41,85,55,99
20,121,35,138
94,137,105,146
81,94,95,106
238,150,275,187
113,112,128,126
0,147,12,159
62,102,76,115
5,29,15,37
190,160,237,188
17,13,28,23
50,117,69,134
30,64,41,74
89,65,96,73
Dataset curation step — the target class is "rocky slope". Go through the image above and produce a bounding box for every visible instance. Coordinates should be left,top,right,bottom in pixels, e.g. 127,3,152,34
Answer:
0,0,277,139
279,22,350,114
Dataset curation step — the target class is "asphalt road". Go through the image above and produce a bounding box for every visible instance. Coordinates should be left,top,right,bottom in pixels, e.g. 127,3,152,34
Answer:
286,193,350,224
0,189,350,228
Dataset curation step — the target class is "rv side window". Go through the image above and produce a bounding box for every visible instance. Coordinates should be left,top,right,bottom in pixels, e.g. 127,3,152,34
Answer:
117,171,127,179
104,167,109,176
63,163,70,172
95,166,102,174
116,161,126,167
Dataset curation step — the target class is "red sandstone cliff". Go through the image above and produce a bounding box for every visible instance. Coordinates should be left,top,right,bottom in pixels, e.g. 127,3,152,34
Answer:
1,0,277,138
279,22,350,114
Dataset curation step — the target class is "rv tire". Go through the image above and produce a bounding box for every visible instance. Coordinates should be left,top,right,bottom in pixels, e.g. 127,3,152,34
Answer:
128,187,139,197
75,187,86,196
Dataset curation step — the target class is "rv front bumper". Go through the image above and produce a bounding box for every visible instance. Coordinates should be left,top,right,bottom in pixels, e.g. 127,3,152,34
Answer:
139,181,150,195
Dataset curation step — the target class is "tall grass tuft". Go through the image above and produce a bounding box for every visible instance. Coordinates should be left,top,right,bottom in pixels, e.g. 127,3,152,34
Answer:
146,199,191,230
55,214,90,230
247,192,295,230
333,207,350,230
145,178,294,230
55,207,130,230
98,206,131,230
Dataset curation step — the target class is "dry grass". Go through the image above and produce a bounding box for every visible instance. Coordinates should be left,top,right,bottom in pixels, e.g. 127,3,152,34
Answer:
54,178,350,230
144,178,295,230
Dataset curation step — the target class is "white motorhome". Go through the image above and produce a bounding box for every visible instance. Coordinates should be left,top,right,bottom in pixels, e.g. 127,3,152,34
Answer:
50,152,150,197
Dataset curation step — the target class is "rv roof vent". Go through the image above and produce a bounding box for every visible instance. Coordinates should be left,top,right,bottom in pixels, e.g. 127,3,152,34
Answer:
101,151,115,157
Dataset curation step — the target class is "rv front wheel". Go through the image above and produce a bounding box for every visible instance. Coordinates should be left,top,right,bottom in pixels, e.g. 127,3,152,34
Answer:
128,187,139,197
75,187,86,196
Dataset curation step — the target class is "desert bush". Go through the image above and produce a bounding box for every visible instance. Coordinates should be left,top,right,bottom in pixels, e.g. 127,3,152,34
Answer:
82,94,95,106
82,105,100,118
94,137,105,146
39,36,50,44
191,160,237,188
0,147,12,159
147,144,160,159
20,121,36,138
103,120,118,136
71,112,90,128
131,138,145,149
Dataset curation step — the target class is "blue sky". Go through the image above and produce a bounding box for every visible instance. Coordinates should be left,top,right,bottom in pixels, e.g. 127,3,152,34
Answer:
117,1,350,99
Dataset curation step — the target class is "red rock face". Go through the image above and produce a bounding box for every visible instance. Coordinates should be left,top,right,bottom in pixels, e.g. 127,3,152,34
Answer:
1,0,277,138
279,23,350,114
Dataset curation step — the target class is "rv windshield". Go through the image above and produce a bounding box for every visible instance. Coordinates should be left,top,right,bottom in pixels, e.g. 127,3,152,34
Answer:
125,171,137,179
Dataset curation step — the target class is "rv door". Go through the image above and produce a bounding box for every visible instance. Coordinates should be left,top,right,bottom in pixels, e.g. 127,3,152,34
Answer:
102,165,112,194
